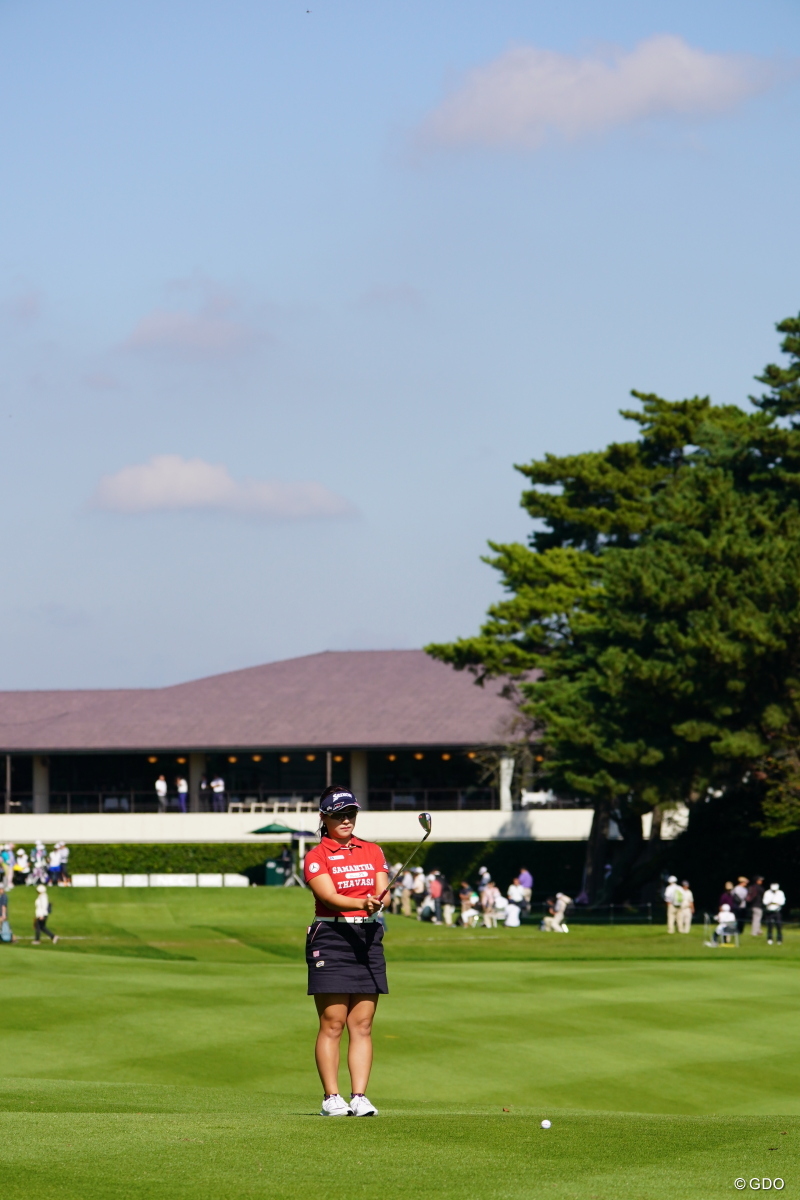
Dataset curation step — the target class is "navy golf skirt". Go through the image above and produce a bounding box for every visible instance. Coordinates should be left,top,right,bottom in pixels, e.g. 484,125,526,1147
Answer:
306,919,388,995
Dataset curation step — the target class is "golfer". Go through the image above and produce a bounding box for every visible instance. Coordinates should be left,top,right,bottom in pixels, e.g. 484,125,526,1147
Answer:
304,785,389,1117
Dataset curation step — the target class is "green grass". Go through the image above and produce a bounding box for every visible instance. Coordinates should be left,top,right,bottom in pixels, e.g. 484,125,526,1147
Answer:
0,886,798,1198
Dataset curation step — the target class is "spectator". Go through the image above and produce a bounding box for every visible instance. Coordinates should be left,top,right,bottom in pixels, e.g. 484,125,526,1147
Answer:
210,775,226,812
13,848,29,887
155,775,168,812
58,842,71,885
32,885,58,946
0,887,13,942
199,775,210,809
458,880,479,927
664,875,680,933
747,876,765,937
428,871,443,924
507,876,526,913
481,881,502,928
719,881,735,910
29,844,48,886
676,880,694,934
1,844,14,891
176,776,189,814
732,876,749,933
47,847,62,886
440,875,456,926
412,867,426,917
541,892,571,932
504,895,521,928
707,903,737,946
400,868,414,918
764,882,786,946
553,891,571,932
389,863,403,914
518,867,533,905
477,866,492,896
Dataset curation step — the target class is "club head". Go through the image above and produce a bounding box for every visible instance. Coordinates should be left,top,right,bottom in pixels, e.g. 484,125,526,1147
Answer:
419,811,432,836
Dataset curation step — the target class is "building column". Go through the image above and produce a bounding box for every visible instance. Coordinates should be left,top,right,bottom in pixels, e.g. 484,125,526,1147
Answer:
189,753,206,813
32,755,49,814
350,750,368,810
499,755,515,812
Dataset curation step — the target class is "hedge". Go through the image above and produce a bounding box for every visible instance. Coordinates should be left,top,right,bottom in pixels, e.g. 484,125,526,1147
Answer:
67,843,285,875
53,840,582,896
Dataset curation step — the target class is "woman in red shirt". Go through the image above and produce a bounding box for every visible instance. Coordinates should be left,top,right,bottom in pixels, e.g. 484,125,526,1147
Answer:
303,785,390,1117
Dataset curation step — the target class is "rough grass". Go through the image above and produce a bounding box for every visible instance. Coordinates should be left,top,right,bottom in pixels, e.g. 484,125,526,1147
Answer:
0,886,797,1198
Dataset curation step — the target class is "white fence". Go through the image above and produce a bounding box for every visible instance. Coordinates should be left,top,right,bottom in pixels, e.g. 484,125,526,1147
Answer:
71,873,251,888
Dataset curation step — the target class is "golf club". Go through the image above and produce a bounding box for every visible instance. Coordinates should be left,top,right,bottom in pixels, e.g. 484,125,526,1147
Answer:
376,811,432,904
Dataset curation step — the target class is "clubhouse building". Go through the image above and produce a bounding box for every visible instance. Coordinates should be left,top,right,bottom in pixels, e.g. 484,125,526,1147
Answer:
0,651,517,816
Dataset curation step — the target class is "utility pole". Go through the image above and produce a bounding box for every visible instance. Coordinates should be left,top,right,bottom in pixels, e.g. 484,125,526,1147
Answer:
325,751,332,787
4,755,10,815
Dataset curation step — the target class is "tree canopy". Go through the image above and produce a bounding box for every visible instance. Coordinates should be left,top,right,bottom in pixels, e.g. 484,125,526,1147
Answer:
427,314,800,890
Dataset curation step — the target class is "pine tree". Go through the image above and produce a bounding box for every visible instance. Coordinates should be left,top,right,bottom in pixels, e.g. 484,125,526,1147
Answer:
428,314,800,898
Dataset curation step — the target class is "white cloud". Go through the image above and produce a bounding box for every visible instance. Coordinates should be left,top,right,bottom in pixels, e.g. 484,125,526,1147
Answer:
420,35,789,150
2,290,42,323
123,283,262,357
124,308,256,355
90,455,356,519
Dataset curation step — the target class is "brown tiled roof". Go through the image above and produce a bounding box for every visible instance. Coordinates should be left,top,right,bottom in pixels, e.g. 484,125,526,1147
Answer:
0,651,515,752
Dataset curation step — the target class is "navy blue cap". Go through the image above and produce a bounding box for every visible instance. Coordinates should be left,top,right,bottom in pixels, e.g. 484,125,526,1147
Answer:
319,790,360,815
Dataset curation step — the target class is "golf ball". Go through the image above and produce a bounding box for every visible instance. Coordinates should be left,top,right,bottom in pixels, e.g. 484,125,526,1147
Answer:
541,1119,551,1129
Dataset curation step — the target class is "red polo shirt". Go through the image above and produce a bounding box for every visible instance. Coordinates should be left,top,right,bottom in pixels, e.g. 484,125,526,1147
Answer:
303,835,389,918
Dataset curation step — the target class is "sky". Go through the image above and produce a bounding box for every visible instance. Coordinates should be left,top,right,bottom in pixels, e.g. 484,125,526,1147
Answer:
1,0,800,689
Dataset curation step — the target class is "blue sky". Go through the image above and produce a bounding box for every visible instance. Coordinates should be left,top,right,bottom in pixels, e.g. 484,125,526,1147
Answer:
1,0,799,688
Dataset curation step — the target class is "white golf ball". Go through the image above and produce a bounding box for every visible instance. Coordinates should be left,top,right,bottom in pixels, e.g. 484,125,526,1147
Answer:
541,1119,551,1129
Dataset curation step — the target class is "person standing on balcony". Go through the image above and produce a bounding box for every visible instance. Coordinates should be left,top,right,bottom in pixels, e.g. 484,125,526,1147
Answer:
176,776,189,814
210,775,226,812
155,775,168,812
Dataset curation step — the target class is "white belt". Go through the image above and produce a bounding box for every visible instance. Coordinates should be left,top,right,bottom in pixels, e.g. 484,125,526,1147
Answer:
314,915,379,924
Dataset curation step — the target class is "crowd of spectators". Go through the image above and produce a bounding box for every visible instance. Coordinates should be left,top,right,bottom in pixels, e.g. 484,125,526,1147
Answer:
389,863,543,929
0,842,69,946
704,876,786,946
1,842,70,890
662,872,787,944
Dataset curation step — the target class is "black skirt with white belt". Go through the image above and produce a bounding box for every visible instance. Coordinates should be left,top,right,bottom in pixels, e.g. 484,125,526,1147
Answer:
306,919,388,995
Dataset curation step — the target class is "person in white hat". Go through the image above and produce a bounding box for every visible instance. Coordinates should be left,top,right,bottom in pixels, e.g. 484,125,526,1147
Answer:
32,885,58,946
664,876,680,934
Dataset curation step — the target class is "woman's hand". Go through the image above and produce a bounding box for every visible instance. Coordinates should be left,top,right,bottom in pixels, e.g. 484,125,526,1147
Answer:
363,894,384,915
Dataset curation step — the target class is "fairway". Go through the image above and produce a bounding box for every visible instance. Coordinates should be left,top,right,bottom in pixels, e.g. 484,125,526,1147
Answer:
0,887,797,1199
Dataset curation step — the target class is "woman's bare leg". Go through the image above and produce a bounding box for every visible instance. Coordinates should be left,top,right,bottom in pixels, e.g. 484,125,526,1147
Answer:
346,995,378,1095
314,994,349,1094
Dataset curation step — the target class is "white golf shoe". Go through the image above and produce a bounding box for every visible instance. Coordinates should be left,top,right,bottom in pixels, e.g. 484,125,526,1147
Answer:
350,1094,378,1116
320,1094,352,1116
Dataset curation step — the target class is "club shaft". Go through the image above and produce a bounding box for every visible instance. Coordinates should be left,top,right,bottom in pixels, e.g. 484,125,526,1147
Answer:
377,833,430,903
